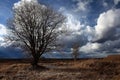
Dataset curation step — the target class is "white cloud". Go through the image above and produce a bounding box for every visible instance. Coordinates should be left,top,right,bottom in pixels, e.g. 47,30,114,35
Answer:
13,0,38,9
80,38,120,54
65,14,83,31
79,9,120,55
58,13,95,48
76,1,87,11
114,0,120,5
74,0,92,12
80,42,101,53
0,24,7,46
94,9,120,41
63,13,95,36
103,1,108,7
0,37,4,41
0,24,7,36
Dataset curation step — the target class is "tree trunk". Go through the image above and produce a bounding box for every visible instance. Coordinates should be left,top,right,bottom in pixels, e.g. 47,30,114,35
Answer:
31,55,39,69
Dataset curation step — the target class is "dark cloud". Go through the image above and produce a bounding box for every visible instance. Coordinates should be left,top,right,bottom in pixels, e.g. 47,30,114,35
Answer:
0,46,25,58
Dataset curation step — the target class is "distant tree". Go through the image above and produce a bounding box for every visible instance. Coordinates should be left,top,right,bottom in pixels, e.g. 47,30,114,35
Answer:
72,43,80,61
7,2,65,68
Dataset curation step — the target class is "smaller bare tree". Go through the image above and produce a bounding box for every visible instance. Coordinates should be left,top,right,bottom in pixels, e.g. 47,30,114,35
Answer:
72,43,80,61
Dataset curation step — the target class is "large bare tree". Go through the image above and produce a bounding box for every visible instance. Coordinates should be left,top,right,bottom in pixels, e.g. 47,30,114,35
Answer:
7,2,65,67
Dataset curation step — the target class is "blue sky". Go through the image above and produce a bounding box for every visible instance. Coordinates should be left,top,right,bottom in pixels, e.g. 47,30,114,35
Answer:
0,0,120,58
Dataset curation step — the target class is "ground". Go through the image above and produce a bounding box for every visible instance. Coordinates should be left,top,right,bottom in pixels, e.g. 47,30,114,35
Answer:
0,55,120,80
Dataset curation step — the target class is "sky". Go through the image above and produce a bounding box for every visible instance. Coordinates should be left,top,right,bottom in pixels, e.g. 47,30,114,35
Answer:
0,0,120,58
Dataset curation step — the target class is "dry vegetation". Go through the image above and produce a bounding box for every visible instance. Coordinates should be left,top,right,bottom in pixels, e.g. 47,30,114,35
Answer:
0,55,120,80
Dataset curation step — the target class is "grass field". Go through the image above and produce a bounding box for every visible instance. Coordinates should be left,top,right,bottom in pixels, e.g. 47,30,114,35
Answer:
0,55,120,80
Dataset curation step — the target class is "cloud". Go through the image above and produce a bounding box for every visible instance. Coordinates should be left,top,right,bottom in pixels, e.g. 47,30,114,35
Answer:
80,42,101,53
83,8,120,55
13,0,38,9
0,24,8,46
94,9,120,42
0,24,12,47
79,9,120,56
0,46,25,58
100,39,120,52
0,24,7,36
80,39,120,55
102,1,108,7
58,13,94,49
59,7,66,12
65,14,83,31
74,0,92,12
79,39,120,57
114,0,120,5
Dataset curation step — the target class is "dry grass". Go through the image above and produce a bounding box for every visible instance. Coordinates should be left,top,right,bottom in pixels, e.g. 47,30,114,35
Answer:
0,56,120,80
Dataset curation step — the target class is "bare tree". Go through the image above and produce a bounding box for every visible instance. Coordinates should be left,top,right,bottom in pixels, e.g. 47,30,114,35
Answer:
7,2,65,67
72,43,80,61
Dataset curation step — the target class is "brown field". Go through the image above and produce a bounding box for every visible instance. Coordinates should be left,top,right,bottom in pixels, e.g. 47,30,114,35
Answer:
0,55,120,80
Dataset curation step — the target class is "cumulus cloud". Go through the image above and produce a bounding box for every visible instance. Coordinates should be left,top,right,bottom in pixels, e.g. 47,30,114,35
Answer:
80,9,120,56
80,42,101,53
80,39,120,56
58,13,95,49
94,9,120,42
79,42,109,58
65,14,83,31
